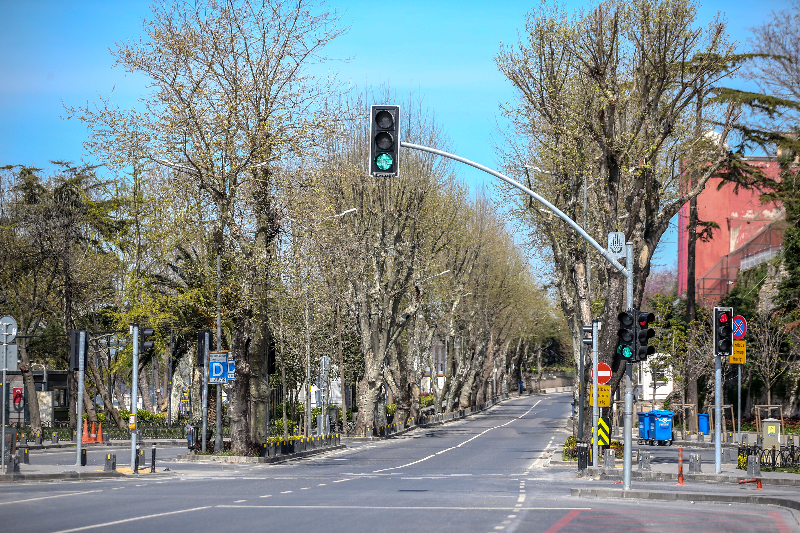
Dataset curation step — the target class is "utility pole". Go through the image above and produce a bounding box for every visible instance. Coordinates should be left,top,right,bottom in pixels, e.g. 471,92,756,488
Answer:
592,320,599,467
201,330,210,452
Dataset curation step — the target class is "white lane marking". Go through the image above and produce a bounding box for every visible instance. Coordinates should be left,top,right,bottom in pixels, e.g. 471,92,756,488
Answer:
317,483,327,486
332,478,351,483
259,495,272,498
281,490,293,494
372,400,541,473
517,494,526,503
300,488,310,490
0,490,102,505
234,499,247,503
51,506,211,533
216,505,592,510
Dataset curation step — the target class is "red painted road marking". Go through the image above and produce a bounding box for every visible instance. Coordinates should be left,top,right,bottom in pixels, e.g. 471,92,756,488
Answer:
769,511,793,533
543,510,581,533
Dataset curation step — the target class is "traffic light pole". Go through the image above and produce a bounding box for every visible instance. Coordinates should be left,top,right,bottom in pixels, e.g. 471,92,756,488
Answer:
75,329,86,466
400,141,636,488
715,354,722,473
131,325,139,473
623,243,634,490
592,320,599,467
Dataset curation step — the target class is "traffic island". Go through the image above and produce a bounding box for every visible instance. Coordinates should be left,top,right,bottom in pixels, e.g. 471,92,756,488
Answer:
175,443,346,464
0,470,126,483
571,487,800,511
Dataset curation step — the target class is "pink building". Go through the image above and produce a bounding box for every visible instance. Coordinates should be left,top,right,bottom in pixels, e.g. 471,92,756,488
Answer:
677,157,785,306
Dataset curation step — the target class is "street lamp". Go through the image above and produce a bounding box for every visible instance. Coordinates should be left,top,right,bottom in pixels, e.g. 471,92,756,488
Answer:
284,207,357,437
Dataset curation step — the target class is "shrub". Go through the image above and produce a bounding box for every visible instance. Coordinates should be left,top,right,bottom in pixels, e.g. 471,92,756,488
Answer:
562,435,578,461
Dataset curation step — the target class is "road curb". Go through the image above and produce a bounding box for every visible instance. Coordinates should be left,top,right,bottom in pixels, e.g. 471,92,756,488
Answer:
581,467,800,487
174,444,347,464
0,470,126,483
570,487,800,511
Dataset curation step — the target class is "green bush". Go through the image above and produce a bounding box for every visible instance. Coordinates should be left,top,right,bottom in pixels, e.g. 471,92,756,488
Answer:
386,403,396,416
562,435,577,461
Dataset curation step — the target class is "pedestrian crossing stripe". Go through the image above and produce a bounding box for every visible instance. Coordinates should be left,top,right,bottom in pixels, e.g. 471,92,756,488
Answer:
597,417,610,446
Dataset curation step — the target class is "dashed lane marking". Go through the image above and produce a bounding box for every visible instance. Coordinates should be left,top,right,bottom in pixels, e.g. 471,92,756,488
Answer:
372,400,541,473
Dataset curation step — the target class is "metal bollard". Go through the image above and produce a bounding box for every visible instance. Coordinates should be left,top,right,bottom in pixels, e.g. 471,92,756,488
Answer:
747,455,761,477
756,434,763,448
19,448,29,465
698,432,704,443
104,453,116,472
80,448,87,467
638,450,651,471
52,431,58,444
134,444,141,474
5,455,20,474
151,444,156,473
19,434,27,447
35,432,42,445
603,449,615,472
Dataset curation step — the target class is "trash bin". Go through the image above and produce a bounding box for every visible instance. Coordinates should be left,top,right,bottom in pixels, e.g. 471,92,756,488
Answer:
571,402,575,418
698,413,710,435
649,410,674,445
638,412,650,440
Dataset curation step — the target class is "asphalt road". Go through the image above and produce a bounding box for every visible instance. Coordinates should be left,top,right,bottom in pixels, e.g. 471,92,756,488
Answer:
2,393,798,533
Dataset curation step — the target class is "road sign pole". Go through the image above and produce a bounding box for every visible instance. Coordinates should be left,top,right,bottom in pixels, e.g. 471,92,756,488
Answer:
738,365,742,443
202,331,209,452
75,329,86,466
578,339,584,442
2,341,6,474
592,320,599,467
215,255,223,453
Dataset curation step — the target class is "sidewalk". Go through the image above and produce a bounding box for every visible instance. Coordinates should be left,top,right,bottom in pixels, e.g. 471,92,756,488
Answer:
0,463,146,483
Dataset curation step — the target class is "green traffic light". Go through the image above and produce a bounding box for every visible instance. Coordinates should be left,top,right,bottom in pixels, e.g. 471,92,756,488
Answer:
617,345,632,358
375,153,393,171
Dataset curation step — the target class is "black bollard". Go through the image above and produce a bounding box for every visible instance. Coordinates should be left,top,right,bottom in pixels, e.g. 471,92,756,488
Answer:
151,444,156,473
80,448,87,466
134,444,141,474
104,453,116,472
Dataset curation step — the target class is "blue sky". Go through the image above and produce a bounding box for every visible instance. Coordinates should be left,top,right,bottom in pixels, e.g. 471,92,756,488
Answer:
0,0,790,269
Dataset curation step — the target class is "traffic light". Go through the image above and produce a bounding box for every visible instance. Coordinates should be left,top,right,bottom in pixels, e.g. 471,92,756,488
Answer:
616,310,635,361
713,307,733,357
69,328,89,371
581,325,593,346
636,312,655,362
369,104,400,177
139,327,155,354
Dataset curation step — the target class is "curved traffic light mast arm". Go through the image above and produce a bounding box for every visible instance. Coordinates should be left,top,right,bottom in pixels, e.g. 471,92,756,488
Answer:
401,140,636,490
400,142,633,306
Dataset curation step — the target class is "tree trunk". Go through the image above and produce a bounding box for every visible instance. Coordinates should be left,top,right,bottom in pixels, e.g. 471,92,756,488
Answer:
87,351,125,429
17,340,42,432
82,385,98,424
138,363,155,413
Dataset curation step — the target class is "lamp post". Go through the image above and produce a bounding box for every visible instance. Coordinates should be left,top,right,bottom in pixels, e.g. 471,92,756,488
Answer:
284,208,357,437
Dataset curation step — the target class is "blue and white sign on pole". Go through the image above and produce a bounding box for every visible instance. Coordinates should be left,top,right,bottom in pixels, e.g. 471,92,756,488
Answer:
209,352,228,384
227,359,235,381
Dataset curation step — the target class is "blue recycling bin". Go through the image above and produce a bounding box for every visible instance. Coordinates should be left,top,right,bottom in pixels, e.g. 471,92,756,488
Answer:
571,402,575,417
638,412,650,440
649,410,674,443
698,413,710,435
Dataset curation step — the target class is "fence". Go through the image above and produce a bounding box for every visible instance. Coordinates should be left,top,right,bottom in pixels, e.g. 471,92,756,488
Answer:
738,443,800,470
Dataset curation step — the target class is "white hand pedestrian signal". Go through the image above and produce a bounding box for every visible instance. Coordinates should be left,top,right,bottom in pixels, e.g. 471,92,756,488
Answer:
607,232,625,258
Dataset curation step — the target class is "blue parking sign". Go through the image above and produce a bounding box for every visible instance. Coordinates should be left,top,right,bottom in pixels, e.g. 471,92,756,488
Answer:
209,351,228,384
227,359,235,380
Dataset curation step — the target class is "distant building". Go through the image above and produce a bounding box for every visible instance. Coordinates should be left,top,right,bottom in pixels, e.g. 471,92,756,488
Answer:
677,157,785,306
